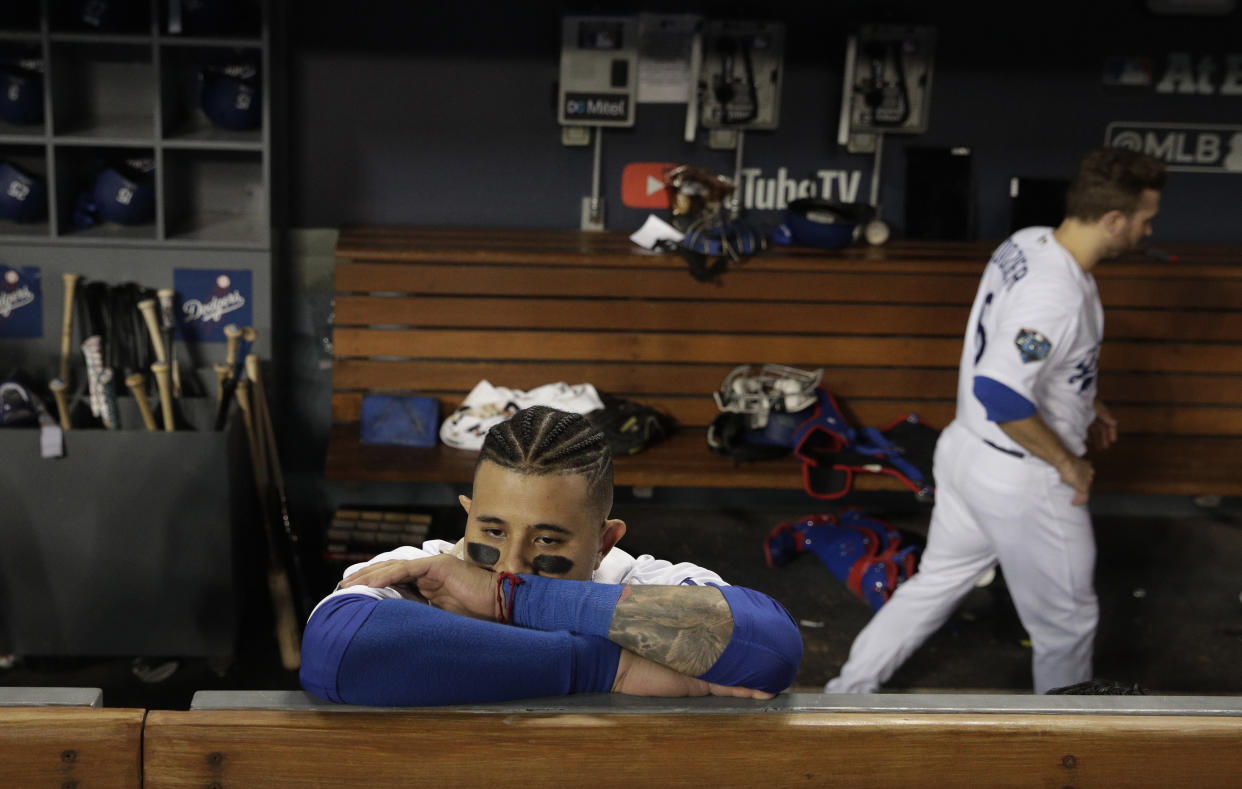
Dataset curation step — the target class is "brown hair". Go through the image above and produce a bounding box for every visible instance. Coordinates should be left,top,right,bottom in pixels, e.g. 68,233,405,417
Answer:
1064,147,1166,222
477,406,614,520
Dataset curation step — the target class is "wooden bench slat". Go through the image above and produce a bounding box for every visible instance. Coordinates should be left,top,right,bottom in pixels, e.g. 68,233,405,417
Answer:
332,329,968,366
337,260,1242,308
329,393,956,429
141,707,1242,789
333,328,1241,375
326,421,1242,494
335,295,1242,342
1099,278,1242,308
336,227,1242,269
334,296,973,336
332,360,962,399
335,262,986,303
330,392,1242,436
0,707,144,789
331,360,1242,408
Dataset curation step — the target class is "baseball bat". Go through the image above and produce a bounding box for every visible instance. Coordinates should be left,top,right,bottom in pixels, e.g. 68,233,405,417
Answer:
152,360,174,432
60,273,80,384
238,325,257,382
81,335,105,424
156,288,181,396
235,377,302,670
214,363,232,403
213,363,238,430
49,378,71,431
125,372,158,431
98,369,120,430
137,298,167,364
246,353,308,614
224,323,242,377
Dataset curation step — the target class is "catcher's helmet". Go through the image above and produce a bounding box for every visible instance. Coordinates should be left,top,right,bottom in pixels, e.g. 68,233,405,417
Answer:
774,199,874,250
93,161,156,225
0,161,48,223
0,60,44,125
201,62,261,131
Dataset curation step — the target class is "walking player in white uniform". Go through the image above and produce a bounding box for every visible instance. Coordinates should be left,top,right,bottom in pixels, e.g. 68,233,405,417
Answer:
827,148,1166,694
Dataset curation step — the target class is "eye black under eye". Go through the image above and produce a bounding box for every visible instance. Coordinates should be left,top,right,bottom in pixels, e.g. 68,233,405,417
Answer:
532,555,575,575
467,542,500,567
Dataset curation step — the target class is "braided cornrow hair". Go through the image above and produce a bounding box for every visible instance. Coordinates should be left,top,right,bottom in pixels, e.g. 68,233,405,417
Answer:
478,405,614,519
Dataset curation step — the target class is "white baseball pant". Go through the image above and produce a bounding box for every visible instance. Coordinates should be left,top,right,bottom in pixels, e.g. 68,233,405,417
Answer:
826,420,1098,694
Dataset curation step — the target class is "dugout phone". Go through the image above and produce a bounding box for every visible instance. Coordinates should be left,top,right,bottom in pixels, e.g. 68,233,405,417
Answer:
698,20,785,132
558,16,638,127
839,24,936,154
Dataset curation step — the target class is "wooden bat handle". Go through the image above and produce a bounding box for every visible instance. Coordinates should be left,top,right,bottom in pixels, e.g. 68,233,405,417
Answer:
152,361,174,432
49,378,70,431
224,324,242,370
138,299,167,363
242,326,258,344
268,567,303,671
244,352,260,384
156,289,181,396
155,288,176,328
214,363,232,402
235,377,300,670
125,372,158,431
60,274,80,384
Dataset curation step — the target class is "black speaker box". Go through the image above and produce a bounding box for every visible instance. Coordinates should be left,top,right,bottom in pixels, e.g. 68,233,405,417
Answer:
904,146,974,241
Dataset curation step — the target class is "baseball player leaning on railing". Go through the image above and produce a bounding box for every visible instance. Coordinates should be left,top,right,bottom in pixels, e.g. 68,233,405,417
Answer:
300,405,803,706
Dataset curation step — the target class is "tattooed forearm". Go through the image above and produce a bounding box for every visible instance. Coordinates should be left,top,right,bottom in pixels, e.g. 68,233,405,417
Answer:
607,585,734,676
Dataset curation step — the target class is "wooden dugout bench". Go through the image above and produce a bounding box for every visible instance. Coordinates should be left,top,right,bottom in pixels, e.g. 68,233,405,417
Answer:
326,228,1242,497
137,689,1242,787
0,687,144,789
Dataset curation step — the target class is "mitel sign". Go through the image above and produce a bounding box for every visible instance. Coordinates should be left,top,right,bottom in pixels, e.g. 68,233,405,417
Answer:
1106,122,1242,173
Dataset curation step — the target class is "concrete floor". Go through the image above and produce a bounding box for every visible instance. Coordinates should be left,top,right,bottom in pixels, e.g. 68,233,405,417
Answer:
4,490,1240,708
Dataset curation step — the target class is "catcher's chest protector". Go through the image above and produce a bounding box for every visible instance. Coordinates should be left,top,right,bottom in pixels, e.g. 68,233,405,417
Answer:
792,388,938,502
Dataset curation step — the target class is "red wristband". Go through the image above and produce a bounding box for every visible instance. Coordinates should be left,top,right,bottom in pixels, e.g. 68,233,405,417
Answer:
496,571,523,624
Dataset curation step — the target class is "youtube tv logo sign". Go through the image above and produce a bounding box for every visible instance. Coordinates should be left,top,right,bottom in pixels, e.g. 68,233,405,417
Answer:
621,162,674,209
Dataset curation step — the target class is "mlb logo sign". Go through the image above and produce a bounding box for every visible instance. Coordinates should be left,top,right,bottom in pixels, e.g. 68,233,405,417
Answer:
621,162,675,209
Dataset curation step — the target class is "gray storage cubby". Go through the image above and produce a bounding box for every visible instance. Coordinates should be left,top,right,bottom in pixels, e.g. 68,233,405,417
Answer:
164,148,265,244
0,5,40,30
53,144,157,239
48,41,156,141
49,0,151,35
0,0,275,659
0,0,271,248
159,44,262,147
0,37,45,139
0,144,51,237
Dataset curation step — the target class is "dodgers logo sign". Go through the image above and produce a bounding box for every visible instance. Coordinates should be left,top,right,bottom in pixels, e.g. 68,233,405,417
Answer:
173,268,251,343
0,265,41,338
1106,122,1242,173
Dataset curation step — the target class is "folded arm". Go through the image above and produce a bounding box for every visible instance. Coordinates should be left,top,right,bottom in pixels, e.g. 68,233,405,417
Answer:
339,555,803,696
506,575,802,694
300,593,777,706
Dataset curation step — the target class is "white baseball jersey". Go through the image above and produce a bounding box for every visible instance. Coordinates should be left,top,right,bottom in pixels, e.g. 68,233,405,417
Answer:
956,227,1103,457
827,227,1104,696
311,539,728,617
